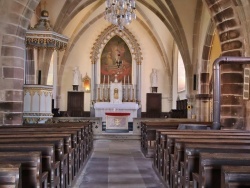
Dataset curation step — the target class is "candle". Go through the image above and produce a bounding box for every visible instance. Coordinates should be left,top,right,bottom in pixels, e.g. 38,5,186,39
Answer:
108,75,109,87
124,76,125,85
128,75,130,84
103,75,106,84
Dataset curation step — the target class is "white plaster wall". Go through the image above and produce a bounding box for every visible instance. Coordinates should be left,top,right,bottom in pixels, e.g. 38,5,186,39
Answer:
172,45,187,109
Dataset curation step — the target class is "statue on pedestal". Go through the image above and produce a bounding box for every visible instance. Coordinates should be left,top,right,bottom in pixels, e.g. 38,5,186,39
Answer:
150,68,158,93
73,66,81,91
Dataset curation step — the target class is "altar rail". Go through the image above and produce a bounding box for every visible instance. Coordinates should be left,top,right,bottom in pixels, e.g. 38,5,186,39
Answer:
52,117,141,140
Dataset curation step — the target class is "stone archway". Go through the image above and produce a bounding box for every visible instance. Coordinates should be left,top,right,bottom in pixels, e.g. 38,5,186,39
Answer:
204,0,246,129
0,0,41,125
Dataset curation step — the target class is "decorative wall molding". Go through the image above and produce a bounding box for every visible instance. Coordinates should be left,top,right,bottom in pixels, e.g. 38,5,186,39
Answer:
90,25,142,64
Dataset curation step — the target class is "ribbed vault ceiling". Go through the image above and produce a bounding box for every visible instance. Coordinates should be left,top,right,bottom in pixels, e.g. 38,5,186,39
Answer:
42,0,201,76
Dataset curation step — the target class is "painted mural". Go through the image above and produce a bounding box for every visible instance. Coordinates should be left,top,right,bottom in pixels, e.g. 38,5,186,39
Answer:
101,35,132,84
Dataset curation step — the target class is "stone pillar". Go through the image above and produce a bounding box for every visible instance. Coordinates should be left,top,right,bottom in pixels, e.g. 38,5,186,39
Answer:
204,0,245,129
91,62,95,103
195,73,212,121
0,0,40,125
195,94,212,122
137,62,141,104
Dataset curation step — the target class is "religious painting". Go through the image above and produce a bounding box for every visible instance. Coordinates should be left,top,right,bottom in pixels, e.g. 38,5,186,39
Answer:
101,35,132,84
177,52,186,92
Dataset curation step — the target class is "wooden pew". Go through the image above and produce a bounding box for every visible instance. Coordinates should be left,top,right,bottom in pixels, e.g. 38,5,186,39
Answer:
160,133,250,186
168,138,250,188
171,135,250,188
170,138,250,188
0,152,47,188
0,127,80,185
156,130,248,181
0,138,66,188
193,153,250,188
221,166,250,188
180,144,250,188
0,163,22,188
141,121,212,157
0,143,59,188
0,123,93,187
11,123,92,170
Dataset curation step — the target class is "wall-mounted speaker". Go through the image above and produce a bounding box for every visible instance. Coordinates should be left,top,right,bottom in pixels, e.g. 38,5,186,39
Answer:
193,74,197,90
38,70,41,85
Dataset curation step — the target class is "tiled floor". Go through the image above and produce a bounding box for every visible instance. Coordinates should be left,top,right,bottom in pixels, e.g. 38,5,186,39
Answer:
73,140,165,188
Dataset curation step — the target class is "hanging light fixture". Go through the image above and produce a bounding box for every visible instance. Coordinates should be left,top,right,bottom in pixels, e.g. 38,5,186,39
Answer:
105,0,136,30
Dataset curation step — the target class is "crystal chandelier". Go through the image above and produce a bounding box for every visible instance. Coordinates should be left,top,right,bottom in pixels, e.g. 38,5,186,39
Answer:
105,0,136,30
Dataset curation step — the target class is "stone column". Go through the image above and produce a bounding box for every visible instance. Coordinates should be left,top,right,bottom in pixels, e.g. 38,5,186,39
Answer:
137,62,141,104
195,73,212,121
195,94,212,122
0,0,40,125
91,61,95,103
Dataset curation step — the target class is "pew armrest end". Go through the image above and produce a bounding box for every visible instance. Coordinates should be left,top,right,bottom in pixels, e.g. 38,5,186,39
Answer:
42,171,49,187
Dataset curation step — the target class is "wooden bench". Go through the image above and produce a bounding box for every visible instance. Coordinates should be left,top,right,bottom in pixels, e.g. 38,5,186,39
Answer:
171,135,250,188
0,151,47,188
169,138,250,188
0,123,93,187
158,132,250,186
156,130,248,181
0,143,59,188
0,137,66,188
193,153,250,188
167,137,250,187
11,123,92,169
221,166,250,188
0,163,22,188
0,127,81,184
180,144,250,188
158,129,245,163
141,121,212,157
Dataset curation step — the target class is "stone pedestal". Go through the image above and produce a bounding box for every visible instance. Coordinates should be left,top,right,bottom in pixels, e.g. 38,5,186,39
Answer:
151,87,158,93
73,85,78,91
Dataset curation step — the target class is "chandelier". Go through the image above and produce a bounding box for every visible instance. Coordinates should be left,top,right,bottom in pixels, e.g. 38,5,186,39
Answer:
105,0,136,30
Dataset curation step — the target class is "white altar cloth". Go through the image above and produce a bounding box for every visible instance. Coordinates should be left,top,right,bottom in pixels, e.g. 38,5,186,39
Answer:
94,102,139,122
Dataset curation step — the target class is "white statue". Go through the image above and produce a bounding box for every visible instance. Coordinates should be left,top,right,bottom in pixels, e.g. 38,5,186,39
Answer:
150,68,158,87
73,66,81,85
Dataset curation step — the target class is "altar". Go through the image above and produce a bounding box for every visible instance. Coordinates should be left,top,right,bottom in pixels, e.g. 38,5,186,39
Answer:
105,112,130,132
94,102,139,122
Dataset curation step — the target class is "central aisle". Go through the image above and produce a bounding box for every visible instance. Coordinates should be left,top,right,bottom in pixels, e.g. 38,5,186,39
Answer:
73,140,165,188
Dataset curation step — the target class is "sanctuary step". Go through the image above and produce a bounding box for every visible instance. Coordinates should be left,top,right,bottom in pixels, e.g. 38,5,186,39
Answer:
95,132,140,140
